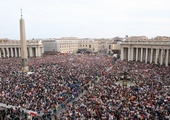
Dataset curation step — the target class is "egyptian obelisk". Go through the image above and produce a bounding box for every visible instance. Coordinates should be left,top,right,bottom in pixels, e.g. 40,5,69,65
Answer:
20,9,29,72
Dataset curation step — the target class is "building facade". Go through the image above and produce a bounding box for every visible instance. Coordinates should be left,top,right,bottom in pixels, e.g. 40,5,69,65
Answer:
42,37,122,55
120,36,170,66
107,37,123,54
42,37,99,53
0,39,44,58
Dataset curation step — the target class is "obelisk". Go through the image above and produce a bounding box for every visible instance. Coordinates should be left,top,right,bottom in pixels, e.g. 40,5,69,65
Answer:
20,9,29,72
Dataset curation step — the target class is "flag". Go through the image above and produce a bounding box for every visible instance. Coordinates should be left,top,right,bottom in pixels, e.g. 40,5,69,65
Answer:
30,111,37,117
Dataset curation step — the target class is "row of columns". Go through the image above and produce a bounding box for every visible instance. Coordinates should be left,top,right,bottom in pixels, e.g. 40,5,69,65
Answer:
121,47,170,66
0,47,20,57
0,47,43,58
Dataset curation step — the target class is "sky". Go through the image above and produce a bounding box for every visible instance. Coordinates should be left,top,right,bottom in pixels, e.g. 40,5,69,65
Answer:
0,0,170,40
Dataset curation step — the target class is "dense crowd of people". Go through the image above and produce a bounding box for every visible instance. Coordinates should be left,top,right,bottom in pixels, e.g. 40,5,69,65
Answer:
0,54,112,119
0,107,27,120
0,53,170,119
59,60,170,119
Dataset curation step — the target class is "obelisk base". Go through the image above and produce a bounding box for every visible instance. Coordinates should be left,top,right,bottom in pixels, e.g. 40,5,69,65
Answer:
22,66,29,72
21,58,29,72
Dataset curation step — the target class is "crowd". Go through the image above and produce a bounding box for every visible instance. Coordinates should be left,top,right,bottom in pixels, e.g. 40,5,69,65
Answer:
0,54,113,119
59,60,170,119
0,54,170,119
0,107,27,120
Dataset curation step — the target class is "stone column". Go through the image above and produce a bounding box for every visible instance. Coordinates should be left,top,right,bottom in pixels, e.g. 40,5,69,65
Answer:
37,47,41,57
41,47,43,56
140,48,143,62
35,47,37,57
29,47,33,57
165,49,169,66
15,48,18,57
6,48,9,57
132,47,134,60
8,48,10,57
11,48,14,57
128,47,131,61
155,49,159,64
136,48,138,61
150,48,153,63
1,48,4,57
4,48,6,57
160,49,164,65
41,47,44,56
121,47,124,60
39,47,42,57
143,49,146,62
18,48,21,57
145,48,148,63
7,48,10,57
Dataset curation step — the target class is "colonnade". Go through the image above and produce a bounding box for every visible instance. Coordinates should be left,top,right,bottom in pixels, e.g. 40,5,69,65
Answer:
121,47,170,66
0,46,43,58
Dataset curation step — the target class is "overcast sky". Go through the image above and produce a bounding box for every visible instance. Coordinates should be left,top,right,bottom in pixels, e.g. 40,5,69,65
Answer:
1,0,170,39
